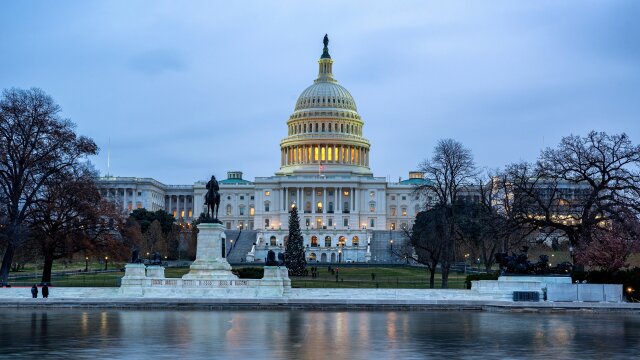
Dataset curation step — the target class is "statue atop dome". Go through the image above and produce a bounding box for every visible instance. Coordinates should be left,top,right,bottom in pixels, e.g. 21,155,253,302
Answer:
321,34,331,59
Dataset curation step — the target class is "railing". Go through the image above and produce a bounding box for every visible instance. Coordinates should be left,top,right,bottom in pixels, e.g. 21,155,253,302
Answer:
148,279,251,287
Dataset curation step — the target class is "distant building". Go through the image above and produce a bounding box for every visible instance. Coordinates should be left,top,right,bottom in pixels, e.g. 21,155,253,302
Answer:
97,36,432,263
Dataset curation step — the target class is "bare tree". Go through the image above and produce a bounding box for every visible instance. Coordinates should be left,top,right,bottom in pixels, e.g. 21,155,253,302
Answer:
0,88,97,282
404,207,446,288
415,139,476,288
28,167,122,284
507,132,640,262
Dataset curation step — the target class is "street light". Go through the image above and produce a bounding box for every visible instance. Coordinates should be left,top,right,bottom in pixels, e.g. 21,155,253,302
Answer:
85,257,89,272
104,256,108,271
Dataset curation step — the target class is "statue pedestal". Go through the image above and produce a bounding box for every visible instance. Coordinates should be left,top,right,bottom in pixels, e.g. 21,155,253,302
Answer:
120,263,147,296
183,222,238,280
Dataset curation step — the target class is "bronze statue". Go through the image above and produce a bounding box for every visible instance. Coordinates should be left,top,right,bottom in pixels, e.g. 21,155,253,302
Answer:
204,175,221,222
323,34,329,48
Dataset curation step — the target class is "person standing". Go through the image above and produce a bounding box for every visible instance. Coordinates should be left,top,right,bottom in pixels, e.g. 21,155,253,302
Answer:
42,285,49,298
31,284,38,298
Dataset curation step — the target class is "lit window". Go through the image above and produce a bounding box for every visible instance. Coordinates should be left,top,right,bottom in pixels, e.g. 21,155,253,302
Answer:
188,210,193,218
402,207,407,216
401,222,407,229
369,191,375,198
311,236,318,247
181,210,185,218
338,236,346,246
265,191,270,196
250,206,255,216
352,236,359,246
390,223,396,230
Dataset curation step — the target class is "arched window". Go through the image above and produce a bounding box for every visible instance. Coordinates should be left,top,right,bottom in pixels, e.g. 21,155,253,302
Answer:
352,236,359,246
269,236,277,246
401,207,407,216
324,236,331,247
338,236,346,247
304,123,307,132
322,123,325,132
239,205,245,216
226,204,232,216
311,236,318,247
390,206,397,216
284,235,289,247
308,253,317,261
328,123,332,132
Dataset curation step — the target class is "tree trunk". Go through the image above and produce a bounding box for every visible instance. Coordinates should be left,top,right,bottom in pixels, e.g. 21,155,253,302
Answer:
428,268,435,289
0,242,15,284
441,264,450,288
41,253,54,285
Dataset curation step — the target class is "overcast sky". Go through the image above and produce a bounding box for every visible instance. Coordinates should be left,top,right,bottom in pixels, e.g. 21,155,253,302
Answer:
1,1,639,184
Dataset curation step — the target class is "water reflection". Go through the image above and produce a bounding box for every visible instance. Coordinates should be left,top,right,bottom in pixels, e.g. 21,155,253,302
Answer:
0,309,639,359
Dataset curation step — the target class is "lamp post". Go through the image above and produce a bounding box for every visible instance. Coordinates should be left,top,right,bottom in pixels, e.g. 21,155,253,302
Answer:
85,257,89,272
104,256,108,271
569,246,574,266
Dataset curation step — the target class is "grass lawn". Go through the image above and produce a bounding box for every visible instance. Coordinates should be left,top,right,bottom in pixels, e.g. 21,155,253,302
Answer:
7,266,468,289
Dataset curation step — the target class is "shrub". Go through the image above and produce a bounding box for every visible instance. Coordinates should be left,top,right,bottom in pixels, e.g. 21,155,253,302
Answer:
465,273,499,289
233,267,264,279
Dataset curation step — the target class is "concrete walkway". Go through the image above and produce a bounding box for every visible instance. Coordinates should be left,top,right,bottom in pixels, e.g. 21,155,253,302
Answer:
1,287,639,312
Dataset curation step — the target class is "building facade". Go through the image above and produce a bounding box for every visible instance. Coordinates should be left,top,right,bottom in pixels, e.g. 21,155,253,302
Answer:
97,36,430,263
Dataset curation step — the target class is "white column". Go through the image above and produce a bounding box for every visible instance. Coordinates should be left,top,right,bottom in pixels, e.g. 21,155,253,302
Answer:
322,187,327,214
334,187,338,213
312,187,316,214
123,188,127,212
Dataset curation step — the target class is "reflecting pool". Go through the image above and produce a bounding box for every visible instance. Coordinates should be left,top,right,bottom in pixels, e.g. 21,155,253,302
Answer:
0,309,639,359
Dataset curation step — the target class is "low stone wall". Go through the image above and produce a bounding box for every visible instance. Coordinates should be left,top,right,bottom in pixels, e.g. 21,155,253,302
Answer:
547,284,623,302
119,264,291,298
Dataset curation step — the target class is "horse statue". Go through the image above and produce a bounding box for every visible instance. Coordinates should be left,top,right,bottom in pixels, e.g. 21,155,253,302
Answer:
204,175,221,222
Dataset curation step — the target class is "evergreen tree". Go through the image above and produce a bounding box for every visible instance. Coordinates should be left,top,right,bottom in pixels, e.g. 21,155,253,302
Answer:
285,205,306,276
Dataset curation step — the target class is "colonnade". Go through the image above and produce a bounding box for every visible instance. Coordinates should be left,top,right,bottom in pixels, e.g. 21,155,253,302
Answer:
280,186,358,215
281,144,369,167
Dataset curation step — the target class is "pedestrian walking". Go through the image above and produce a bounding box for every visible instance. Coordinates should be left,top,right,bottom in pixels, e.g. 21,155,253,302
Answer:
31,284,38,298
42,285,49,298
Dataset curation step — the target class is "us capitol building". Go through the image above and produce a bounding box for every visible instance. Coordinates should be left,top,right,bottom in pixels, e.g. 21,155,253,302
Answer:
98,36,430,263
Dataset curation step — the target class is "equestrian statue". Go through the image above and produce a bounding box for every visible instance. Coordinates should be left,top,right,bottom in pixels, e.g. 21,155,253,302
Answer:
204,175,222,223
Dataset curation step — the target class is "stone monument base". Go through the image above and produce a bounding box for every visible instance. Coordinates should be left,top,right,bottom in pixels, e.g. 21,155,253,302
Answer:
182,222,238,281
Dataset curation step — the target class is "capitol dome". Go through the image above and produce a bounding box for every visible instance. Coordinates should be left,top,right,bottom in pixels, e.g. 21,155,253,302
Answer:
277,35,372,177
294,81,357,112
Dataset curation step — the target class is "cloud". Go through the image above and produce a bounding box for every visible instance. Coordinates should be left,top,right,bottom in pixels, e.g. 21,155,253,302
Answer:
128,49,186,75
